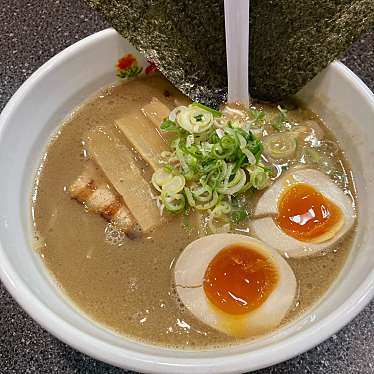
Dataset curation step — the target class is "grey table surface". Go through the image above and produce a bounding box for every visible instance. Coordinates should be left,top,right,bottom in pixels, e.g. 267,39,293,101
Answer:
0,1,373,373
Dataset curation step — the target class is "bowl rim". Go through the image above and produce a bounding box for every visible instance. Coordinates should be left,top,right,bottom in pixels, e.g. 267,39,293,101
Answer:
0,28,374,374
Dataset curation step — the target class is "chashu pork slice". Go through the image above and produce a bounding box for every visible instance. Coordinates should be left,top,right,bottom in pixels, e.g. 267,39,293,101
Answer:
69,161,137,235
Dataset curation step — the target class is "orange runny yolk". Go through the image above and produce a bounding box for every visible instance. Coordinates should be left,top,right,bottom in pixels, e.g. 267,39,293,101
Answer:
203,245,278,315
276,183,343,242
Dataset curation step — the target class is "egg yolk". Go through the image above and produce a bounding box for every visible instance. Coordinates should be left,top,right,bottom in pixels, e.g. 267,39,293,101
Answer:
203,245,278,315
276,183,343,242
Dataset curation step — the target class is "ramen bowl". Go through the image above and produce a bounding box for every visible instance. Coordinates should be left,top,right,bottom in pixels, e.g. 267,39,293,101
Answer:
0,28,373,373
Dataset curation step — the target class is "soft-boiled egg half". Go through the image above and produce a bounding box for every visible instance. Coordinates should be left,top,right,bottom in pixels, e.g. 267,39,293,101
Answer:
174,234,296,337
252,168,355,258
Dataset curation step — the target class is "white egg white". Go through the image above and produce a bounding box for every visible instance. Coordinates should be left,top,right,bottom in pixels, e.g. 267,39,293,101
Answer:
174,234,296,337
252,168,356,258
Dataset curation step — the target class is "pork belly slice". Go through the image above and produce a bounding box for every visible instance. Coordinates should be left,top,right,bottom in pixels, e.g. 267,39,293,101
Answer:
69,161,137,235
85,126,163,233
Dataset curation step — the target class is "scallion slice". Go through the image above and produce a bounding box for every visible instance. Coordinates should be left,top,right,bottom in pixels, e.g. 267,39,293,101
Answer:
191,102,222,117
151,102,270,229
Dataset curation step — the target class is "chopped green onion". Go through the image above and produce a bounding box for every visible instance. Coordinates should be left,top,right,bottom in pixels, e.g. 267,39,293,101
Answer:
208,202,231,233
271,115,285,132
195,191,219,210
160,119,179,132
177,107,213,134
231,209,248,223
270,105,290,132
263,133,297,159
162,175,185,194
184,187,196,207
213,201,231,216
237,133,256,165
163,164,174,173
161,191,185,213
247,165,269,190
192,184,213,202
191,102,222,117
152,168,173,191
217,168,247,195
249,108,266,127
301,148,321,164
152,102,270,230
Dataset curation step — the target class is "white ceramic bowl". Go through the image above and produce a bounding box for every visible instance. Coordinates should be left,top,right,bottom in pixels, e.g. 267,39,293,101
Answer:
0,28,373,374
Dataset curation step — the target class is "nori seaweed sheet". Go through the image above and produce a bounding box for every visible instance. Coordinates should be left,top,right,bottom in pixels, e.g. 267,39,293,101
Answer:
250,1,374,100
86,0,374,104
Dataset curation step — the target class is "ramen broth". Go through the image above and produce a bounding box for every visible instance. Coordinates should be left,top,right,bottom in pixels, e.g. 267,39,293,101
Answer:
32,74,356,348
